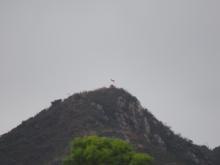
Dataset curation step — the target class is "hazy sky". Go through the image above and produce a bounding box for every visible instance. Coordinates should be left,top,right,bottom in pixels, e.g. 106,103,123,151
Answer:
0,0,220,148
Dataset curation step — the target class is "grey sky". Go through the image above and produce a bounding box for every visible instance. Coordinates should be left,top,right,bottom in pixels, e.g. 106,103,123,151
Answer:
0,0,219,148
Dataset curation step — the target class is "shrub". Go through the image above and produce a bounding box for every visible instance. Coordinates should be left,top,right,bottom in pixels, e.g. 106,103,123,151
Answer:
63,136,153,165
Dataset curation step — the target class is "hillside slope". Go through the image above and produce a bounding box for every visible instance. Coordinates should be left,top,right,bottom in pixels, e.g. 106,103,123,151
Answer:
0,86,217,165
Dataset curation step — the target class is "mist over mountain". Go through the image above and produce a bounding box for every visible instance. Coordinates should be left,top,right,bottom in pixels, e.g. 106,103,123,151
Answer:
0,86,219,165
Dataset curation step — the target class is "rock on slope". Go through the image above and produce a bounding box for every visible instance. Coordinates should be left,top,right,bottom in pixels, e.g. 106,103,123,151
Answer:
212,146,220,165
0,86,217,165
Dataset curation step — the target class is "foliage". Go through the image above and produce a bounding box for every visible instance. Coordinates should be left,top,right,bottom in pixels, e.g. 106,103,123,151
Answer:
63,136,153,165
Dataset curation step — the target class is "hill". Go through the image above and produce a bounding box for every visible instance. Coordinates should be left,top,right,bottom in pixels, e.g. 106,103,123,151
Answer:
0,86,218,165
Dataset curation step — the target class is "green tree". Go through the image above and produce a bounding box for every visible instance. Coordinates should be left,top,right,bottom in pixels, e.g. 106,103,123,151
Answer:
63,136,153,165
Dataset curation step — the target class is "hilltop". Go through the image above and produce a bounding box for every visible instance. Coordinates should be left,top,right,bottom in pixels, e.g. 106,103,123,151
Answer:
0,86,218,165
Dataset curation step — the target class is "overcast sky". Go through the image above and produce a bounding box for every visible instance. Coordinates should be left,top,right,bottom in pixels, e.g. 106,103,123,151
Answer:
0,0,220,148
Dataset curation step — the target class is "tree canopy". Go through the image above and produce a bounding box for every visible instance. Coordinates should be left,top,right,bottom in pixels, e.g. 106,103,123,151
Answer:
63,136,153,165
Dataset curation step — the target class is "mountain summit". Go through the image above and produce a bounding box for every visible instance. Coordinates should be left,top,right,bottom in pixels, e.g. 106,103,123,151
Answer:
0,86,218,165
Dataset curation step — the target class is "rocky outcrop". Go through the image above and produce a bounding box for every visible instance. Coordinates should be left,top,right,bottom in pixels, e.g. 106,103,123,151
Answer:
212,146,220,164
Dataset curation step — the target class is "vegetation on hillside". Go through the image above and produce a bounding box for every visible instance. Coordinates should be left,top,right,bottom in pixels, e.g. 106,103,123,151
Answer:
63,136,153,165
